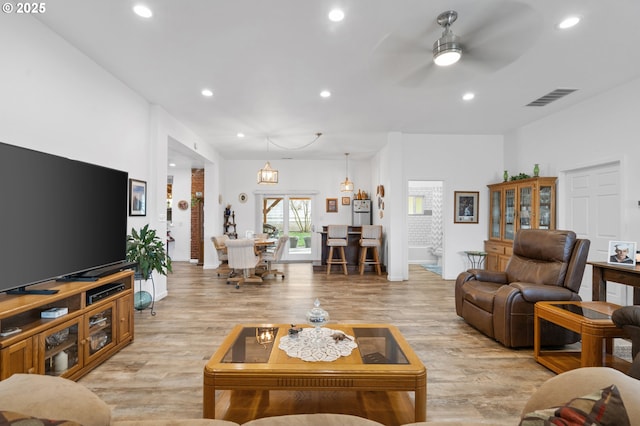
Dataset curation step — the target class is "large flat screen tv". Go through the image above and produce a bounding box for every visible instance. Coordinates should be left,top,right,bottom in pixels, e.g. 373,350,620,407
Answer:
0,141,129,294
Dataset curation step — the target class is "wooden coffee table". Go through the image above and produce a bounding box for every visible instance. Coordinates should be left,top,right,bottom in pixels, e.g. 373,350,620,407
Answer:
534,301,630,374
203,323,426,422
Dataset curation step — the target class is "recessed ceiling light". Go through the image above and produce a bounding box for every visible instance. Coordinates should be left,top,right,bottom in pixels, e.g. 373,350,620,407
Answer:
328,9,345,22
320,90,331,98
237,133,245,138
558,16,580,29
201,89,213,97
133,4,153,18
462,92,475,101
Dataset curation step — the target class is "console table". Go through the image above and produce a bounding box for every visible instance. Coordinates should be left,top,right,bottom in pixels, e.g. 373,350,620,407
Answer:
588,261,640,304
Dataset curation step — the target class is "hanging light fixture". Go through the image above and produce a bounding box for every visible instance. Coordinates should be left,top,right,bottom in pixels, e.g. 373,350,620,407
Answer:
340,153,354,192
257,139,278,184
433,10,462,67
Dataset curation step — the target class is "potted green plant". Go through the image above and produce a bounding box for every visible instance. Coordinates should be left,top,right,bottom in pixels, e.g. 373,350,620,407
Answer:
126,224,172,279
126,225,172,312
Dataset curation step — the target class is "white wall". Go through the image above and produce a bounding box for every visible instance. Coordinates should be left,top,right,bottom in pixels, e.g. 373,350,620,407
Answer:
219,158,373,262
505,76,640,244
0,17,224,300
400,134,504,279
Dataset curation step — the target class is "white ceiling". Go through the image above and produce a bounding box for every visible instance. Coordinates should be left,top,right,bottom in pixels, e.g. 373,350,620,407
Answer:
36,0,640,166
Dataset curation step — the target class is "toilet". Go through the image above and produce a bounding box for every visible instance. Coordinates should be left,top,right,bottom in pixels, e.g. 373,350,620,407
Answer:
429,246,443,265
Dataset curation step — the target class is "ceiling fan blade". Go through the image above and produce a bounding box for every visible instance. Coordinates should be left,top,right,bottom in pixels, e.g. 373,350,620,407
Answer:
459,1,542,70
368,31,433,86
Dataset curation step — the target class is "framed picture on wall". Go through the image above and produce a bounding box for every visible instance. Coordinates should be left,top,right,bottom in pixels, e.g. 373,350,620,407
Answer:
341,196,351,205
454,191,478,224
326,198,338,213
129,179,147,216
607,241,636,265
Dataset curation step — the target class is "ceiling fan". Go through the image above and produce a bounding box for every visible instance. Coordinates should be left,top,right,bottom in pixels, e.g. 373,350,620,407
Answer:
368,1,542,88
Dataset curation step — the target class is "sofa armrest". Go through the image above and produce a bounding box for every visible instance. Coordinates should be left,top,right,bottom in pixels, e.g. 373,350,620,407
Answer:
0,374,111,426
509,282,576,303
521,367,640,423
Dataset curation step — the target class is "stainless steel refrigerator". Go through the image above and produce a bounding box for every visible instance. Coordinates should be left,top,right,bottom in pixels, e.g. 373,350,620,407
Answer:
352,199,371,226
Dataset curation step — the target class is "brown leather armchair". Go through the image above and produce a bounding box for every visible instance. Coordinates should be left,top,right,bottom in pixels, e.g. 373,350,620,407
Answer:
455,229,590,348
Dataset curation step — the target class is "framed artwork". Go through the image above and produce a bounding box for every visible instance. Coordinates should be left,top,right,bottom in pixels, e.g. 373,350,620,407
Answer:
454,191,479,224
607,241,636,265
326,198,338,213
341,196,351,206
129,179,147,216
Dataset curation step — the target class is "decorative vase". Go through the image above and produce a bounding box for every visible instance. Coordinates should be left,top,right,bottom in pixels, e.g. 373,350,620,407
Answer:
503,170,509,182
306,298,329,344
134,291,153,310
533,164,540,177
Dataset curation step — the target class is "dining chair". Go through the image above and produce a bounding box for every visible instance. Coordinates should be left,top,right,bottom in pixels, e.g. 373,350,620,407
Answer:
259,235,288,279
358,225,382,275
225,239,262,289
326,225,348,275
211,235,232,278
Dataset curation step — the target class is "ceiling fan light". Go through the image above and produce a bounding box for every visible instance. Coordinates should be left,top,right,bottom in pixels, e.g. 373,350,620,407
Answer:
433,32,462,66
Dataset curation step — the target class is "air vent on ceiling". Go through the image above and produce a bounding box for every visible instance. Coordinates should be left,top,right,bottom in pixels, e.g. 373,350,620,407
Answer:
526,88,577,107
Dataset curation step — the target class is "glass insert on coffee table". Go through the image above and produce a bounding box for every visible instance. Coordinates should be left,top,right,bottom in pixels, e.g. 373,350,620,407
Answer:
203,323,426,423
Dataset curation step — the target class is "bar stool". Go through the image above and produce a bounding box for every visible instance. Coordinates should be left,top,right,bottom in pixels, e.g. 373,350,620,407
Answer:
326,225,348,275
359,225,382,275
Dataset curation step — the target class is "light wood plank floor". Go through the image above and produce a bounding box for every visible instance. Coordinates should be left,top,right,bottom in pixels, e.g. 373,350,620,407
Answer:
78,262,555,425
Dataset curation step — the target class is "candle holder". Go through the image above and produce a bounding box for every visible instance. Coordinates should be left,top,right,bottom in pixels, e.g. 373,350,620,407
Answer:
256,327,275,347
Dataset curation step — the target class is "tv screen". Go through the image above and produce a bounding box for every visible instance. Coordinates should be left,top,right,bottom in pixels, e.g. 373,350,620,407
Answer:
0,141,128,293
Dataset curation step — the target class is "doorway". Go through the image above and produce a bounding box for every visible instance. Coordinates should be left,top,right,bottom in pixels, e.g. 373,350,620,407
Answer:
407,180,444,266
563,161,627,303
262,194,314,261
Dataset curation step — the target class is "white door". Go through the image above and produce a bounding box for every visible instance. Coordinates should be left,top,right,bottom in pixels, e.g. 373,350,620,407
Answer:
564,161,627,304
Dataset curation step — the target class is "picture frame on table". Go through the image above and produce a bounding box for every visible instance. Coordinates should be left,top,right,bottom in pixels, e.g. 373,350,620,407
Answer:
129,179,147,216
326,198,338,213
454,191,478,224
341,196,351,206
607,241,636,265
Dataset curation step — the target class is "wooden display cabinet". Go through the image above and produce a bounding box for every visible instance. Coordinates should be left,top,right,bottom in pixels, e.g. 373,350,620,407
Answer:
485,177,557,271
0,270,134,380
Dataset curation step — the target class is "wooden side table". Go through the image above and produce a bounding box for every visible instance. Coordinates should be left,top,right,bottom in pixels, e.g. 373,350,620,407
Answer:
534,301,630,374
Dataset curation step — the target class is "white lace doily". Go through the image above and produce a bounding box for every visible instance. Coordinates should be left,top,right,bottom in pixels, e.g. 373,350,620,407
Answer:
278,327,357,362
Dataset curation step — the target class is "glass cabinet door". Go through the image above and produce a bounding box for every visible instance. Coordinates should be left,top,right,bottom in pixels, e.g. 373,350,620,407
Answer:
85,303,116,363
538,185,553,229
504,187,516,241
519,185,533,230
490,189,502,239
41,318,81,377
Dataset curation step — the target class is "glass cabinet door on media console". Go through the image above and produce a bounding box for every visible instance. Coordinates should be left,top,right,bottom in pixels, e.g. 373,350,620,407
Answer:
84,302,117,365
485,177,557,272
38,317,83,378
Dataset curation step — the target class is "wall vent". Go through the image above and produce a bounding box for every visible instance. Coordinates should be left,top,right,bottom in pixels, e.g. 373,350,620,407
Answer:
526,88,577,107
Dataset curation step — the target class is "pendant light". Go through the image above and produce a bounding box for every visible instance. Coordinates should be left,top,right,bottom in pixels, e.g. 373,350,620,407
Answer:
257,139,278,184
340,153,354,192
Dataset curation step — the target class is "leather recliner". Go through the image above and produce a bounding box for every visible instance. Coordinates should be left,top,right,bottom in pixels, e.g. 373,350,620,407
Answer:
455,229,590,348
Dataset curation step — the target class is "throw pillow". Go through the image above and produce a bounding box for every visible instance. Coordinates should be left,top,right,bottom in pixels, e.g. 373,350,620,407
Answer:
519,384,630,426
0,410,81,426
